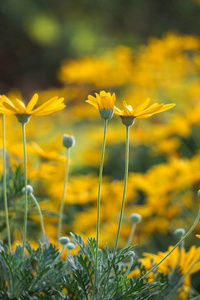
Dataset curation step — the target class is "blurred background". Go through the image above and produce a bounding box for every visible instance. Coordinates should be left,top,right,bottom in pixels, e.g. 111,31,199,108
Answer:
1,0,200,284
1,0,200,93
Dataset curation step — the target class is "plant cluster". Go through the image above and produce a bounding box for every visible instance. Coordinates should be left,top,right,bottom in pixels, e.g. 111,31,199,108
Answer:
0,32,200,299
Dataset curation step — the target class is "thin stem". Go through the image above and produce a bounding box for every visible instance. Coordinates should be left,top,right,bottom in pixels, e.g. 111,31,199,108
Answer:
141,207,200,280
57,148,70,246
126,223,136,247
2,114,11,251
30,193,46,239
114,125,129,254
102,125,129,299
94,119,108,299
22,122,28,255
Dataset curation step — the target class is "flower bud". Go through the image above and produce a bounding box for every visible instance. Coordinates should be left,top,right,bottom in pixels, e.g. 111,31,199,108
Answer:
62,134,75,148
174,228,185,237
67,242,76,250
59,237,70,245
22,185,33,195
130,213,142,223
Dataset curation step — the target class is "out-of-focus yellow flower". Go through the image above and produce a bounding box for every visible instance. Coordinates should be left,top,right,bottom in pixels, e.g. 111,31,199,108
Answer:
196,234,200,239
0,93,65,117
129,245,200,300
30,142,66,163
115,98,175,119
86,90,116,119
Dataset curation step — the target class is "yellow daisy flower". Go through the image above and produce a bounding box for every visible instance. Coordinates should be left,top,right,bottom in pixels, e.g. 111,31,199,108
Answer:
86,90,116,119
115,98,175,126
196,234,200,239
0,93,65,123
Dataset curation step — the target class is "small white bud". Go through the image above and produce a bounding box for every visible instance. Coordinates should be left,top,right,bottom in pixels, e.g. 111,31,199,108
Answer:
130,213,142,223
67,242,76,250
174,228,185,237
59,237,70,245
22,185,33,195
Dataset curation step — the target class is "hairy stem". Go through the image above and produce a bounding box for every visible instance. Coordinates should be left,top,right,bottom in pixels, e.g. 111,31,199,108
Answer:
2,114,11,251
94,119,108,299
114,125,129,254
30,193,46,239
57,148,70,246
22,122,28,255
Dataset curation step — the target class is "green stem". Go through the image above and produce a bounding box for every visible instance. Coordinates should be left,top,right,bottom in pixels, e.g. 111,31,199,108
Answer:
30,193,46,239
57,148,70,246
94,119,108,299
101,125,129,299
126,223,136,247
22,122,28,255
2,114,11,251
114,125,129,254
141,207,200,280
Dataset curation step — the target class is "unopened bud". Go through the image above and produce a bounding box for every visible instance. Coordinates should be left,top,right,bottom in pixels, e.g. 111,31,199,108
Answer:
67,242,76,250
22,185,33,195
174,228,185,237
130,213,142,223
59,237,70,245
62,133,75,148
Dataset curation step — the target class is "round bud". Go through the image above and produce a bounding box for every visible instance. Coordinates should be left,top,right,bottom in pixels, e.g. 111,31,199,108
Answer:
198,190,200,199
62,134,75,148
130,213,142,223
67,242,76,250
174,228,185,237
59,237,70,245
22,185,33,195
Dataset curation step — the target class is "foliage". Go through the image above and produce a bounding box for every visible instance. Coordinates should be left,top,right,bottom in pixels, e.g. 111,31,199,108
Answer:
0,235,177,300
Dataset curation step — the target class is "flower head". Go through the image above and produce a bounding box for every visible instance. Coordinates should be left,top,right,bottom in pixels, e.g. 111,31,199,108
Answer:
86,90,116,119
0,93,65,123
115,98,175,126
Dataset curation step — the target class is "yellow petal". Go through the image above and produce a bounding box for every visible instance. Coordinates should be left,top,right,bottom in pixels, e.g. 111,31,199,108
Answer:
135,103,163,117
33,104,66,116
26,93,39,113
14,98,26,113
133,98,151,115
0,107,15,115
85,100,98,110
123,101,134,116
114,106,122,115
137,114,153,119
31,97,64,114
0,95,16,108
2,102,19,113
154,103,175,113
